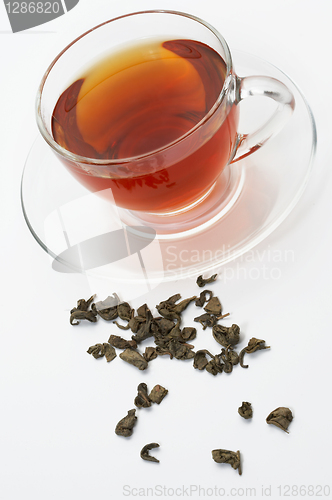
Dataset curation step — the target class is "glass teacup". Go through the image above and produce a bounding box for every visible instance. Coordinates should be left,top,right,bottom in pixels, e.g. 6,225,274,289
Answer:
37,10,294,234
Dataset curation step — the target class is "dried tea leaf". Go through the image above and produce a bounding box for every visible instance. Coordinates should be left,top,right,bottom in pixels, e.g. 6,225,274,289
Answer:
155,346,173,359
132,309,154,343
149,385,168,404
70,309,98,325
104,344,117,362
239,337,270,368
108,334,137,350
156,307,180,322
238,402,253,419
180,327,197,342
212,449,242,475
167,339,195,360
195,290,213,307
227,348,239,366
75,295,95,311
193,349,213,370
143,347,158,362
114,320,131,330
87,343,105,359
222,360,233,373
140,443,160,463
212,324,240,347
119,349,148,370
204,296,222,316
134,383,152,408
136,304,150,318
167,323,181,339
172,296,197,315
70,295,97,325
194,313,218,330
152,318,175,336
95,305,118,321
115,409,137,437
87,343,116,362
266,407,293,433
220,346,239,372
205,355,224,376
162,293,182,305
196,274,217,287
156,294,195,325
117,302,133,321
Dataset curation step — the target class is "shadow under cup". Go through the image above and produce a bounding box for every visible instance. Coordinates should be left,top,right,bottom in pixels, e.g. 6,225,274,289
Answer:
36,11,239,219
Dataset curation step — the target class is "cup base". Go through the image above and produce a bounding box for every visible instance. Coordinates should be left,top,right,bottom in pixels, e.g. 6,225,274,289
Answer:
117,164,245,239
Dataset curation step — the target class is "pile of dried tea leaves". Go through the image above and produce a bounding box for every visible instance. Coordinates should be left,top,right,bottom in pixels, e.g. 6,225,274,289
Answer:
69,274,293,472
71,274,270,376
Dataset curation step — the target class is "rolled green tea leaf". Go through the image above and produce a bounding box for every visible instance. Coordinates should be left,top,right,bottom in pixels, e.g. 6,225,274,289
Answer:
143,347,158,362
212,449,242,475
87,343,105,359
119,349,148,370
117,302,133,321
239,338,270,368
140,443,160,463
212,324,240,347
266,407,293,433
196,274,218,287
108,334,137,350
238,402,253,419
134,383,152,408
149,385,168,404
204,296,222,316
70,295,97,325
193,349,213,371
180,327,197,342
115,409,137,437
205,355,224,376
194,313,218,330
195,290,213,307
95,305,118,321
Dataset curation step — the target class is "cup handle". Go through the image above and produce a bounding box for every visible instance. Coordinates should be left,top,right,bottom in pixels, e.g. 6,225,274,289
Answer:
230,75,295,163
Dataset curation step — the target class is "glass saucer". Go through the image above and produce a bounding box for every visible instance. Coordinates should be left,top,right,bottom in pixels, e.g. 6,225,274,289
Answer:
21,50,316,287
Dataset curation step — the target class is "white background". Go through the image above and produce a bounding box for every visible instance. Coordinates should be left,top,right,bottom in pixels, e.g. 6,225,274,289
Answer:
0,1,331,499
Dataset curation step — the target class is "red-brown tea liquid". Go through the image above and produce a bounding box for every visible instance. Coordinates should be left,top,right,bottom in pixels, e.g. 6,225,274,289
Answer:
52,39,239,212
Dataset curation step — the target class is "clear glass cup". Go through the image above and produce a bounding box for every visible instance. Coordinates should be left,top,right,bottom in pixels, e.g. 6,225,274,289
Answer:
36,10,294,233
